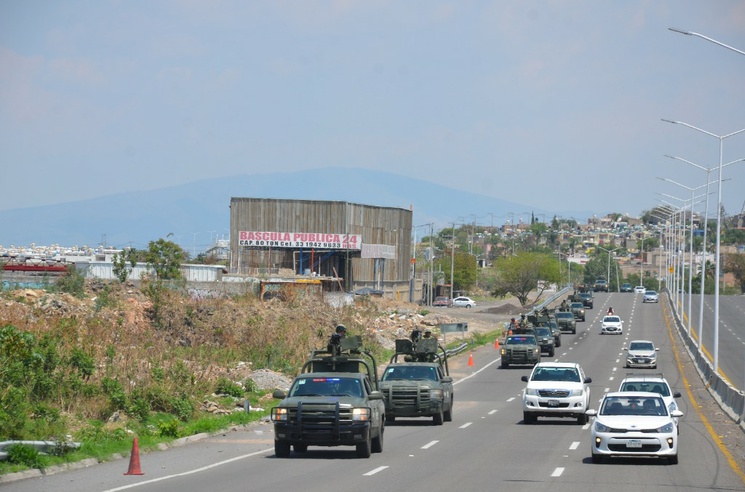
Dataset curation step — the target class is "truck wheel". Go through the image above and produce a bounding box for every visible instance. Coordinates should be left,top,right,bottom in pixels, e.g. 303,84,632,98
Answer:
371,423,384,453
549,348,555,357
668,454,678,465
293,444,307,453
523,412,535,424
591,453,603,464
356,430,372,458
444,399,453,422
501,360,509,368
577,413,588,425
433,408,444,425
275,440,291,458
572,328,576,334
385,414,396,423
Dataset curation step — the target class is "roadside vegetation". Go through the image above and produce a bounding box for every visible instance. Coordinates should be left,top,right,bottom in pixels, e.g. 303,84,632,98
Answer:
0,240,499,475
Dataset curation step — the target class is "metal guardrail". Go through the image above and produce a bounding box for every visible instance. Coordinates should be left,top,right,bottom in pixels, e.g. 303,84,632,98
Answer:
446,343,469,357
0,440,81,461
664,290,745,432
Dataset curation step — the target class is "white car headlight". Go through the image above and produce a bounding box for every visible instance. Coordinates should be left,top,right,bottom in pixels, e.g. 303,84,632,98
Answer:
595,421,611,433
656,422,675,433
569,388,584,397
429,389,444,400
525,388,539,396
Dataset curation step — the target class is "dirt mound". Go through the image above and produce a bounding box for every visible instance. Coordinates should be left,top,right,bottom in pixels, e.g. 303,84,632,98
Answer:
483,303,524,315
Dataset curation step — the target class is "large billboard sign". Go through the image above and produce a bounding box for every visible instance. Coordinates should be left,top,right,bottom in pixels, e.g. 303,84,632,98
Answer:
238,231,362,250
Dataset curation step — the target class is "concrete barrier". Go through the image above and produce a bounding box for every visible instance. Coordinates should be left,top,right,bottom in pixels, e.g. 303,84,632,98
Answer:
664,290,745,432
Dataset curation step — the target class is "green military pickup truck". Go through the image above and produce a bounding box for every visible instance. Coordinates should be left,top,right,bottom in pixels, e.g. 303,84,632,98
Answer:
501,333,541,368
271,335,385,458
379,336,453,425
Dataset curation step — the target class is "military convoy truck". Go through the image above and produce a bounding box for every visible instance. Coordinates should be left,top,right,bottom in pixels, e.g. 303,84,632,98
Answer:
528,311,561,348
379,336,454,425
270,335,385,458
555,310,577,334
500,333,541,368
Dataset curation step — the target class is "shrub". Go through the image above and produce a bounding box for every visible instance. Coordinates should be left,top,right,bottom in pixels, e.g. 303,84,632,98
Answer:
6,444,46,470
215,377,244,398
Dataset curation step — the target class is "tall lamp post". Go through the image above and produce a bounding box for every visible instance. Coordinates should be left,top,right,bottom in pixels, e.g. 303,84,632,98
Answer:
664,155,745,347
596,245,617,290
669,28,745,56
662,119,745,371
657,178,716,337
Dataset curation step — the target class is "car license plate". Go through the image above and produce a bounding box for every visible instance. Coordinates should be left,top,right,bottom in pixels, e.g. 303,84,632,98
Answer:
548,399,559,407
626,440,642,448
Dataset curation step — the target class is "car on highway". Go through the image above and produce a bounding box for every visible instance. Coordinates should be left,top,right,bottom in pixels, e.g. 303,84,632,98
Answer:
554,311,577,334
618,374,682,430
625,340,659,369
521,362,592,425
570,302,586,322
452,296,476,308
643,291,659,303
634,285,646,294
594,279,609,292
432,296,452,307
621,283,633,293
586,391,682,464
600,315,623,335
578,291,594,309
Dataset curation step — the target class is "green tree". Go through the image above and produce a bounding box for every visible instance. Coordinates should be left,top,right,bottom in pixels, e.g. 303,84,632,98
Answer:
145,239,186,280
491,252,560,307
724,252,745,294
583,250,621,291
435,250,479,292
112,248,138,283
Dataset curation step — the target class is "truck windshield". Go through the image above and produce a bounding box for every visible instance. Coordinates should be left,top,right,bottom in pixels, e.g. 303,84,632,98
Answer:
382,366,437,381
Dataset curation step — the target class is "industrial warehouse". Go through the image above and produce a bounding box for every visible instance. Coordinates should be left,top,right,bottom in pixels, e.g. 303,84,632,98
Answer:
228,197,417,301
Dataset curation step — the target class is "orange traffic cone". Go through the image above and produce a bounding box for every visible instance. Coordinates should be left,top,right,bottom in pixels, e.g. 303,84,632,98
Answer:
494,338,500,349
468,352,474,366
124,437,144,475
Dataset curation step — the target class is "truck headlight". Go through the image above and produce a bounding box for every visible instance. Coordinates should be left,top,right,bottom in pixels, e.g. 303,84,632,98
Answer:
569,388,584,397
352,408,370,421
271,407,288,422
429,389,444,400
525,388,539,396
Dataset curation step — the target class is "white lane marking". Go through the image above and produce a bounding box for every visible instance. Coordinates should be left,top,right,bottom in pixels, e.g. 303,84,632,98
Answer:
551,467,565,477
612,367,617,372
583,422,591,430
453,354,504,385
506,397,516,402
460,422,473,429
604,387,610,392
569,442,580,450
364,466,389,476
102,447,274,491
421,440,439,449
488,409,498,415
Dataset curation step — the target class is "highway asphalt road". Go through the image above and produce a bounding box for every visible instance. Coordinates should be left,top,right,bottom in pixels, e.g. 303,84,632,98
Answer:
4,292,745,491
680,293,745,392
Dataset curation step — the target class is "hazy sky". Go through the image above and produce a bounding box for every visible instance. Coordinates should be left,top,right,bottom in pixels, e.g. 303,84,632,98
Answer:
2,1,744,223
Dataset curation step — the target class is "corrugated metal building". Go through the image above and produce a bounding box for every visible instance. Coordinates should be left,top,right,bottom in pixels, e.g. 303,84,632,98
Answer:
229,198,413,296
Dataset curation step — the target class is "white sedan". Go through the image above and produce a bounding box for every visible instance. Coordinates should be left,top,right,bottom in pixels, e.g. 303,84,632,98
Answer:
600,315,623,335
634,285,646,294
587,392,682,464
643,291,659,303
452,296,476,308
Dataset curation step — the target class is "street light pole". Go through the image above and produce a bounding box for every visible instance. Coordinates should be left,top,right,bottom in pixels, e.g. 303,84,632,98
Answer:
668,28,745,56
662,119,745,371
664,154,745,346
657,177,718,337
